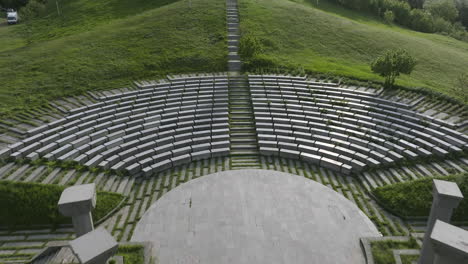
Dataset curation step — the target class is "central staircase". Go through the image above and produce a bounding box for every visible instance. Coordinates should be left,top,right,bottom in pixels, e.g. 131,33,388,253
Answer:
228,76,261,169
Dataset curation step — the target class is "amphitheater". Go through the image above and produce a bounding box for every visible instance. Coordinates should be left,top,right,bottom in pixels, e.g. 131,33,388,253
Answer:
0,0,467,263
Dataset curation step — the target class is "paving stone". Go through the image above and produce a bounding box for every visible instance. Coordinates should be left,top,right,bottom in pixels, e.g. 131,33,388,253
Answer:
24,166,46,182
0,235,26,241
41,168,61,184
6,164,29,181
2,241,44,247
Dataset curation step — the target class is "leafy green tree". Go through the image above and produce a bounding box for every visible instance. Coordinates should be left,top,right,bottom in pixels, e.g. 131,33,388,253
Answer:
433,16,453,32
410,8,434,32
382,0,412,26
456,0,468,27
18,0,45,21
371,49,417,88
425,0,459,23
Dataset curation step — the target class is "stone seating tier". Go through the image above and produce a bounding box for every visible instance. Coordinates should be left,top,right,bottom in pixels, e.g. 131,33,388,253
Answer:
249,75,468,174
251,90,466,151
1,76,231,176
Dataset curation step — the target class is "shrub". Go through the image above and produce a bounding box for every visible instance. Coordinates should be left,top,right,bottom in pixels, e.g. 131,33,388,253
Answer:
383,10,395,23
239,35,263,60
373,172,468,221
370,49,416,88
0,181,123,228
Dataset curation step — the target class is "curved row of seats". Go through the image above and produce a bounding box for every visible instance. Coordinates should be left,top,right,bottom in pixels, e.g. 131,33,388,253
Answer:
0,75,231,176
249,75,468,175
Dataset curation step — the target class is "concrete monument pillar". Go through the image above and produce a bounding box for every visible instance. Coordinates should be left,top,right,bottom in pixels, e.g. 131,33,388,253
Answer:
58,184,96,237
69,227,119,264
418,179,463,264
430,220,468,264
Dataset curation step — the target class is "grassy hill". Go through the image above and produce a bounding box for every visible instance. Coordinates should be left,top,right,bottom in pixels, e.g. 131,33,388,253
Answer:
239,0,468,99
0,0,226,116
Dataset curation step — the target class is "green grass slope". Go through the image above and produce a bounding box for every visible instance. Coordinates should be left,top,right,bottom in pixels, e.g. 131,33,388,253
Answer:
373,172,468,221
0,0,226,116
239,0,468,99
0,180,123,228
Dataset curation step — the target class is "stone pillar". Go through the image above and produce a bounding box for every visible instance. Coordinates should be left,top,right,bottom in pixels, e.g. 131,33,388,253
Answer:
69,227,119,264
418,179,463,264
430,220,468,264
58,184,96,237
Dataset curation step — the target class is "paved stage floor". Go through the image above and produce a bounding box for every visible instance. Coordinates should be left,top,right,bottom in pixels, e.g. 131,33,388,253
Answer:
131,169,380,264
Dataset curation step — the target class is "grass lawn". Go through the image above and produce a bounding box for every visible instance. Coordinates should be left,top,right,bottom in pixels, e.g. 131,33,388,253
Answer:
115,245,146,264
373,172,468,221
239,0,468,100
0,180,124,228
0,0,226,117
371,239,419,264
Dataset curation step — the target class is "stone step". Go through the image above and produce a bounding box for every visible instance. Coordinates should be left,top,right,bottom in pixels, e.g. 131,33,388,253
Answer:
230,126,256,131
230,121,254,126
230,115,253,119
227,40,238,46
231,138,257,143
227,34,240,41
231,144,258,150
229,91,249,94
228,60,241,72
230,110,252,115
230,150,260,155
228,46,238,52
228,52,240,60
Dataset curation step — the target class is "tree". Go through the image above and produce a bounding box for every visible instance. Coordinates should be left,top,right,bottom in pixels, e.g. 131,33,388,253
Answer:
410,8,435,32
425,0,459,23
19,0,45,21
371,49,417,88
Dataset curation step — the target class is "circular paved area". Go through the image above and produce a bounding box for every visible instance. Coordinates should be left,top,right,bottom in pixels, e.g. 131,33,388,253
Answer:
131,169,379,264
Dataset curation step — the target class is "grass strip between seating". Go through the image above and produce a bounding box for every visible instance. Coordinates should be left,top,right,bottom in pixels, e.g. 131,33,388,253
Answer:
371,238,419,264
115,245,146,264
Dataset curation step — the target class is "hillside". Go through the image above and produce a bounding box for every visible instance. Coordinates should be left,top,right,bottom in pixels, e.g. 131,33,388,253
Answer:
239,0,468,99
0,0,226,116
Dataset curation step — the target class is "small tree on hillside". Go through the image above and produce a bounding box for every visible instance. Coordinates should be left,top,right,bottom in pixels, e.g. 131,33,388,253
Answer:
371,49,416,88
384,10,395,24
